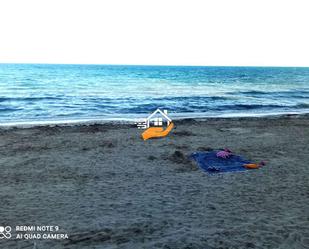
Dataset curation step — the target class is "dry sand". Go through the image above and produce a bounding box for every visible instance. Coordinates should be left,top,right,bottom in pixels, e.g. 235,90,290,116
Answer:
0,115,309,249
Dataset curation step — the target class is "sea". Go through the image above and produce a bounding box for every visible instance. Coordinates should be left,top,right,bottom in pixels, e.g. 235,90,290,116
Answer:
0,64,309,124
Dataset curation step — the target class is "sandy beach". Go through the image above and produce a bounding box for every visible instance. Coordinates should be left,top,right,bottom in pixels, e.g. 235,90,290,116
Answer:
0,114,309,249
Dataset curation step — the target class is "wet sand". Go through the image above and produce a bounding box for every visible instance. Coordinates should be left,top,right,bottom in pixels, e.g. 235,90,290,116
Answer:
0,115,309,249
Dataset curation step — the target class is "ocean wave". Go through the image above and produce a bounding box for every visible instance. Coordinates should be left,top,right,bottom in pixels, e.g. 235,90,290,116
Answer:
213,104,286,111
0,107,23,112
0,96,62,102
295,103,309,108
228,90,309,98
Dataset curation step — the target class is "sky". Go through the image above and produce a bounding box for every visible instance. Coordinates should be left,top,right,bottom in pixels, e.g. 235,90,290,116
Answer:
0,0,309,66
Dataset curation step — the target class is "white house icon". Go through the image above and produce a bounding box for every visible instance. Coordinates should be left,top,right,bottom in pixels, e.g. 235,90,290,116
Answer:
135,109,172,129
145,109,171,128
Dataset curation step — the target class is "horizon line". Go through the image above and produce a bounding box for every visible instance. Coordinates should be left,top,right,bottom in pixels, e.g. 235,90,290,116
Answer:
0,62,309,68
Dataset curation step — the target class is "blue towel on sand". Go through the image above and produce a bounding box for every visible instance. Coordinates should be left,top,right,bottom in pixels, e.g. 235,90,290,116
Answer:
190,151,252,173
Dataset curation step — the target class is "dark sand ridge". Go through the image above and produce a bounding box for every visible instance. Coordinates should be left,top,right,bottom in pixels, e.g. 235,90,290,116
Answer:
0,115,308,249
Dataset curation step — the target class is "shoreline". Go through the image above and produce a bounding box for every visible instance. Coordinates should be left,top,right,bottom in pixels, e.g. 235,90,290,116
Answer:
1,112,309,129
